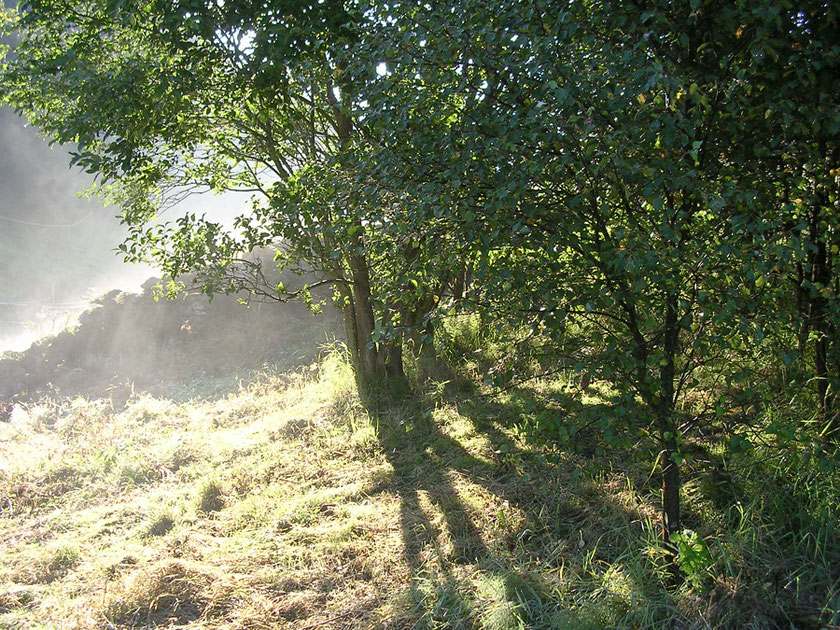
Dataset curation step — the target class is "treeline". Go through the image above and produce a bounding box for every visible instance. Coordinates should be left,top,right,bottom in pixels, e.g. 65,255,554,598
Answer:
2,0,838,570
0,274,334,401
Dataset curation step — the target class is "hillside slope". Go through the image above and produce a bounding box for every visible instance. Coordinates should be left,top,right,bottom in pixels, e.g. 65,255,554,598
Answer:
1,292,838,629
1,353,653,630
0,280,339,405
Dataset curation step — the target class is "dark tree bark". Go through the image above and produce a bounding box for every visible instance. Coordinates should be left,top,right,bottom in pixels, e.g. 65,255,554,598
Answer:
658,290,682,582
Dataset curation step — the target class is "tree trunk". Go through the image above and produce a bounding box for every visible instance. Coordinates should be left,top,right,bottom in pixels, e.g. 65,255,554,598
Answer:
796,260,811,357
660,429,682,583
809,199,838,440
659,290,682,582
345,243,408,400
813,224,831,409
404,292,442,382
620,276,683,583
660,432,681,542
379,338,410,395
352,283,379,385
336,283,366,393
417,318,438,377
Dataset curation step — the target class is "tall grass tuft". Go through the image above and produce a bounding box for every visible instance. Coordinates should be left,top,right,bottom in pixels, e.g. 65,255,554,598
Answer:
197,478,225,513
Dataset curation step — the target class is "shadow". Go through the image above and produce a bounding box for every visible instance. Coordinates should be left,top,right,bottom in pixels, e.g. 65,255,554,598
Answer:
368,373,685,628
372,406,501,627
374,407,496,557
369,382,601,627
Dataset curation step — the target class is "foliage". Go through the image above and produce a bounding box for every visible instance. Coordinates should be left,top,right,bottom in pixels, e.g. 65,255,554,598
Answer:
670,530,713,590
0,0,434,395
350,0,840,551
2,0,840,588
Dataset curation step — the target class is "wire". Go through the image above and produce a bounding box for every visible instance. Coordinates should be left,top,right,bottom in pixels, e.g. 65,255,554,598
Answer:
0,211,93,228
41,303,90,309
0,301,89,307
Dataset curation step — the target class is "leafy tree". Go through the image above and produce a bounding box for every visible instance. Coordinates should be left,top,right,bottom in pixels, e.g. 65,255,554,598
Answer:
5,0,838,582
754,3,840,438
354,0,838,566
0,0,417,395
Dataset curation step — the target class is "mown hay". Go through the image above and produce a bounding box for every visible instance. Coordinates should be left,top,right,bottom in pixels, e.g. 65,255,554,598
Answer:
104,559,232,627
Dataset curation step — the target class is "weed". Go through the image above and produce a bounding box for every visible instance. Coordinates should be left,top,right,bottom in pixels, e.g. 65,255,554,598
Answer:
12,544,83,584
118,460,159,485
197,478,225,513
143,510,177,538
47,545,79,576
671,530,714,590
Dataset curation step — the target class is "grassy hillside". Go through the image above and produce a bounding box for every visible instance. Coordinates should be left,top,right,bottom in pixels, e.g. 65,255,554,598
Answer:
0,281,339,403
0,353,660,630
1,303,839,628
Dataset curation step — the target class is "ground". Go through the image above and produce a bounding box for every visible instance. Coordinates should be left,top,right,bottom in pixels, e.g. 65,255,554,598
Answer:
0,351,678,629
1,295,838,629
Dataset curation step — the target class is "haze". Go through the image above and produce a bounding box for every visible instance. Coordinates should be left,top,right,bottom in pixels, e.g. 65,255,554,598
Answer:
0,106,256,353
0,105,152,351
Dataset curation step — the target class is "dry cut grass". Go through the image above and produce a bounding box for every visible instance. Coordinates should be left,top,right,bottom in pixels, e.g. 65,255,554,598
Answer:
3,348,820,629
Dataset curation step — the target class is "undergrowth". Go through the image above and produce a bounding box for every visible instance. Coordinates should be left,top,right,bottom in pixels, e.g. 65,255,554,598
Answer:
0,341,838,629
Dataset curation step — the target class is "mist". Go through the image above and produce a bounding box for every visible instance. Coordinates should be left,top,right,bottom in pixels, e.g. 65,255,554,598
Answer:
0,105,256,354
0,1,145,350
0,1,265,354
0,106,155,351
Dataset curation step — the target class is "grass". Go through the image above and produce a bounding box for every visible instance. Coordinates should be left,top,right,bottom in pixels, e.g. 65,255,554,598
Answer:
0,345,838,628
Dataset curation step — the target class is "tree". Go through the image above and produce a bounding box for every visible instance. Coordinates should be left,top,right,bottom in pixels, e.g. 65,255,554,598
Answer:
0,0,421,396
6,0,838,581
353,0,835,569
755,3,840,439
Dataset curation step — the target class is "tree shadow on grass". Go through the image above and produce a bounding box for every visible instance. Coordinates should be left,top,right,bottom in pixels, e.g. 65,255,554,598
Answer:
369,378,678,629
372,410,493,628
369,385,582,627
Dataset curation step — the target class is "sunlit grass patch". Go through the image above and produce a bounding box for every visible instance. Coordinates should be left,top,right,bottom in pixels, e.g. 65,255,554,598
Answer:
44,546,80,581
0,358,678,629
119,394,182,426
8,544,81,586
104,559,234,627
